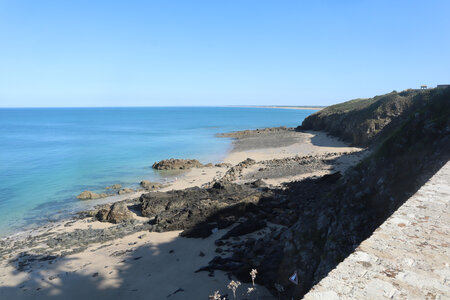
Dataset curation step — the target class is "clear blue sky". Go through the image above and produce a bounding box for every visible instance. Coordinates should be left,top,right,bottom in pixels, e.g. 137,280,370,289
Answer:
0,0,449,107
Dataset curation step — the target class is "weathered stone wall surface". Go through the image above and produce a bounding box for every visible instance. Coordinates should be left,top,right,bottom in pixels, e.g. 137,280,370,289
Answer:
304,161,450,300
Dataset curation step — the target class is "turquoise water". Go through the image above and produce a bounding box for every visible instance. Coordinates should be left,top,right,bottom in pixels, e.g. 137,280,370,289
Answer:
0,107,315,236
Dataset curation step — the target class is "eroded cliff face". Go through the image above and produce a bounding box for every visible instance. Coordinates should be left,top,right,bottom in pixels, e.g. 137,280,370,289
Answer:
274,88,450,298
299,89,432,147
203,88,450,299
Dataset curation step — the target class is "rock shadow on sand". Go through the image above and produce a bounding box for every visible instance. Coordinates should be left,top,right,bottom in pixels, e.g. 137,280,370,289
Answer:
0,227,274,300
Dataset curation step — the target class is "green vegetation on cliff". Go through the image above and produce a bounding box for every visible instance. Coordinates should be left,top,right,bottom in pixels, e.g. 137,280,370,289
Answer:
300,89,442,146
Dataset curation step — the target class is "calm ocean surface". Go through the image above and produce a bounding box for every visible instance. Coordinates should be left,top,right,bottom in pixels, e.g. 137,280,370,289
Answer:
0,107,316,236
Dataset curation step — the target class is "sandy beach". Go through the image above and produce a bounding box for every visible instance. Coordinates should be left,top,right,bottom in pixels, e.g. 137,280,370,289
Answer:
0,128,364,300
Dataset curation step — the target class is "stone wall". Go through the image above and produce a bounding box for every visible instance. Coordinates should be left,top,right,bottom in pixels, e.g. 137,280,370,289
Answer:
303,162,450,299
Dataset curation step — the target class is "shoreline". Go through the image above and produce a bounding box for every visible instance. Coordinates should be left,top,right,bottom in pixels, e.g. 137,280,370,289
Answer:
1,128,360,240
0,128,358,241
0,127,364,299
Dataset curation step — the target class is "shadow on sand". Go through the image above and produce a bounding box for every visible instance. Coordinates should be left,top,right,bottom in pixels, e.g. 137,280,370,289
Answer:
0,227,273,300
306,130,353,148
2,148,447,300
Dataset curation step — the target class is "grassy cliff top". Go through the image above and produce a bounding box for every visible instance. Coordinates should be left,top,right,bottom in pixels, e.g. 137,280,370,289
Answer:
300,89,441,146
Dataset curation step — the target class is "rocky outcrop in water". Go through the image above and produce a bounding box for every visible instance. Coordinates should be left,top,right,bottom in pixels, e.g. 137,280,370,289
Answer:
76,191,109,200
105,184,122,190
152,158,204,170
140,180,162,190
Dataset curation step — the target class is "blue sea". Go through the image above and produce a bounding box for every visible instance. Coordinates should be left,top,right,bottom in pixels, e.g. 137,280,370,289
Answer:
0,107,316,237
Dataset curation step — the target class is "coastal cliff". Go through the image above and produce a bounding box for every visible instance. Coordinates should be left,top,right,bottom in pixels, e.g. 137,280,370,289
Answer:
285,88,450,297
202,88,450,298
299,89,441,146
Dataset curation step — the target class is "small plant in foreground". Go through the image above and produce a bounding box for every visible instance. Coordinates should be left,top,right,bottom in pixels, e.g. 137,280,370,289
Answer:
250,269,258,286
227,280,241,299
209,290,225,300
209,268,258,299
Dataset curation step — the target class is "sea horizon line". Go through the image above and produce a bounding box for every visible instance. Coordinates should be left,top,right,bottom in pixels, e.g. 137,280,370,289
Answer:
0,105,325,109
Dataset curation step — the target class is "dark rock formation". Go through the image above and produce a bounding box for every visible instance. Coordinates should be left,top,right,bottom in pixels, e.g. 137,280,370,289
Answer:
216,158,256,184
219,218,267,240
244,153,344,181
139,183,271,237
218,126,293,139
196,173,342,291
152,158,204,170
215,163,232,168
